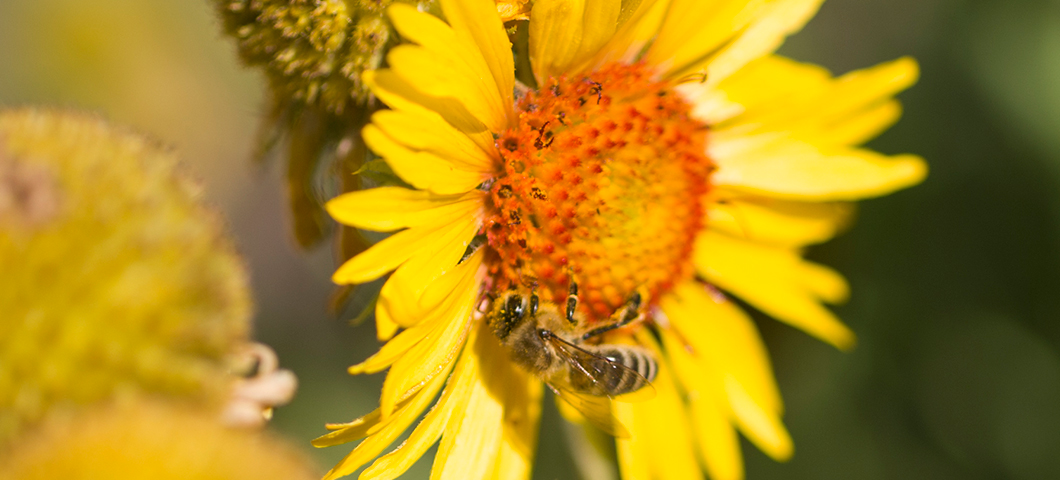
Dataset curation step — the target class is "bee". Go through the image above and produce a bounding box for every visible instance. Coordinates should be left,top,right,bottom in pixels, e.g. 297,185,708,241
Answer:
486,279,657,437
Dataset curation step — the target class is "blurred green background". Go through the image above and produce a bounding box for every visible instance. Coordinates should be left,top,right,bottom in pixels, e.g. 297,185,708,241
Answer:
3,0,1060,478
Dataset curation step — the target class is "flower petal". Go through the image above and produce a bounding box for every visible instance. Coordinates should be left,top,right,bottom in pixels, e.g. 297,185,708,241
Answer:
688,57,923,202
362,124,487,195
378,281,477,418
615,344,702,480
350,253,484,375
660,328,744,480
364,69,495,153
317,368,451,480
377,222,483,328
661,282,783,415
707,56,920,146
707,194,854,247
661,284,793,460
693,231,855,349
326,187,483,232
726,377,793,460
358,326,483,480
387,3,510,132
375,308,401,342
430,326,514,480
487,361,542,480
529,0,622,81
590,0,668,68
331,224,445,285
657,0,825,84
647,0,765,75
709,133,927,201
678,54,831,126
371,109,495,172
331,204,479,286
438,0,515,127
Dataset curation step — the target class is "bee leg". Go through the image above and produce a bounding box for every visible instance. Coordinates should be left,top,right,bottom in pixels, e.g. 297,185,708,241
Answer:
581,288,645,341
565,279,579,325
530,291,539,315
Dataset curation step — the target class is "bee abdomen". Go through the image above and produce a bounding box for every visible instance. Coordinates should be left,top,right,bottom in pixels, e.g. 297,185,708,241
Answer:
595,346,657,395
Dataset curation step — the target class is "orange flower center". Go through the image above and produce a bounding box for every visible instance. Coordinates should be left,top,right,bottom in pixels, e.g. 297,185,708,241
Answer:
484,63,713,323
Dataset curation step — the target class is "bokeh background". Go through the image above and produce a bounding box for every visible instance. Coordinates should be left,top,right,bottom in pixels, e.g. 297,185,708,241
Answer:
3,0,1060,478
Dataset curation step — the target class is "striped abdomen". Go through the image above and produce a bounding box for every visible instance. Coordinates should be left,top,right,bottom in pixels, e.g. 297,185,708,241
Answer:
570,345,658,396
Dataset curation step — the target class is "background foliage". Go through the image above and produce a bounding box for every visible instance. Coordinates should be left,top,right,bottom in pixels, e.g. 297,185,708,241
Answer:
3,0,1060,478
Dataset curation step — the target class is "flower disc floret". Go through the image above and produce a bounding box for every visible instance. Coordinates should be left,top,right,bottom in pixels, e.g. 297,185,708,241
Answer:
486,63,712,321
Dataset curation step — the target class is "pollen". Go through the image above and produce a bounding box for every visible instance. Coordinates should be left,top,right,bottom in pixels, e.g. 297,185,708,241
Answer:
485,63,712,323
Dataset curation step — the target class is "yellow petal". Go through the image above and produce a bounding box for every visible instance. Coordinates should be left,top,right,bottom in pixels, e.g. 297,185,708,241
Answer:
615,347,702,480
678,54,832,126
362,124,486,195
693,231,856,349
487,355,542,480
371,109,494,172
529,0,621,81
318,368,451,480
351,320,432,376
590,0,668,68
647,0,766,76
352,254,484,375
331,225,443,285
382,46,491,130
388,4,510,131
314,409,384,447
358,326,483,480
660,328,744,480
661,282,783,415
709,133,928,201
614,397,651,480
376,226,483,329
364,69,495,154
437,0,515,128
663,0,825,84
378,280,478,417
692,393,744,480
726,377,793,461
332,206,479,286
707,195,854,247
710,56,920,147
820,101,903,148
380,248,485,331
431,326,512,480
375,308,400,342
326,187,483,232
662,286,794,464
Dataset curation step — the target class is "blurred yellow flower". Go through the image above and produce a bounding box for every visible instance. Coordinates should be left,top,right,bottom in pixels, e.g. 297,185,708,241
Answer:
0,398,318,480
0,109,252,442
320,0,926,479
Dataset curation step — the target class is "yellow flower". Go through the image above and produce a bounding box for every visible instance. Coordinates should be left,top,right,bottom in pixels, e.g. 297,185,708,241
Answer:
0,398,319,480
320,0,926,479
0,109,252,442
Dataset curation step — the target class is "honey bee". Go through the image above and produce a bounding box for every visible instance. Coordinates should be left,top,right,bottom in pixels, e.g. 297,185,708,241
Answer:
486,279,657,437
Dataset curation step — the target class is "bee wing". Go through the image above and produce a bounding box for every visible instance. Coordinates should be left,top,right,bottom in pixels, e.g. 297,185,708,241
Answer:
545,333,657,402
546,383,631,438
